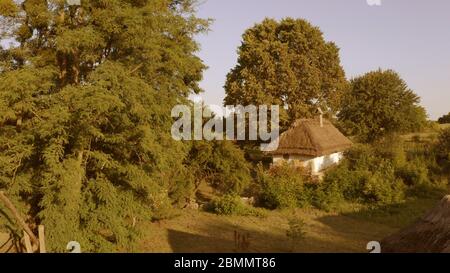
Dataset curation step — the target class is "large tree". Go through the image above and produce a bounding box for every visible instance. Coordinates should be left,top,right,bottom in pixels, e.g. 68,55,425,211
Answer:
0,0,208,252
224,18,347,126
338,69,428,142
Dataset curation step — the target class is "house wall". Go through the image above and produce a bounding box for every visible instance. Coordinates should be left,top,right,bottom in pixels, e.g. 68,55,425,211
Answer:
273,152,344,174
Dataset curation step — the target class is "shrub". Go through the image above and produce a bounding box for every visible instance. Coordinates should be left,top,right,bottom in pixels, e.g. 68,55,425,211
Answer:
373,135,407,168
362,163,406,205
286,216,307,251
437,128,450,161
396,159,430,187
314,162,367,210
256,164,313,209
208,194,266,217
319,146,406,208
286,217,307,240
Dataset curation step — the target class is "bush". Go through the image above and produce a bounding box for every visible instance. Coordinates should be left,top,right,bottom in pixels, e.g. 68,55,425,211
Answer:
373,135,407,168
361,163,406,205
319,159,406,209
255,134,446,212
437,128,450,161
318,142,408,209
256,164,314,209
208,194,266,217
396,159,430,187
286,216,307,252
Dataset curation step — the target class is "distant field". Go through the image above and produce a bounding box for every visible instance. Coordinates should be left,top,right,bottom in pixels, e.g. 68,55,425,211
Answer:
441,123,450,129
401,123,449,142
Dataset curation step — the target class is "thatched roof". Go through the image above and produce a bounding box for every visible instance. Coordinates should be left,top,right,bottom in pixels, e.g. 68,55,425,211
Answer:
381,195,450,253
269,118,352,157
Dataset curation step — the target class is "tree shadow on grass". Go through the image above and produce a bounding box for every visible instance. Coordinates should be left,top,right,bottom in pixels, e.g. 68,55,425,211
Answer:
315,196,445,252
167,219,355,253
167,229,234,253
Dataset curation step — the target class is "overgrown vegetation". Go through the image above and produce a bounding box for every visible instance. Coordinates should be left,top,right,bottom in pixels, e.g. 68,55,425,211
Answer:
317,135,448,210
208,194,266,217
246,134,449,212
255,164,315,209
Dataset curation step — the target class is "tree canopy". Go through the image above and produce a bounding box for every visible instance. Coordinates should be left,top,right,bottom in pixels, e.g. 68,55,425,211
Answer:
338,69,428,142
0,0,209,252
186,140,252,195
438,113,450,124
224,18,347,127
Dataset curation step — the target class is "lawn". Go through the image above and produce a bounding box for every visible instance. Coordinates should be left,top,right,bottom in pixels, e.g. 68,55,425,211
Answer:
137,195,444,253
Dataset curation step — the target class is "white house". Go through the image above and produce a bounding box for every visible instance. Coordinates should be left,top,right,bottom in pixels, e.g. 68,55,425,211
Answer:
268,117,352,174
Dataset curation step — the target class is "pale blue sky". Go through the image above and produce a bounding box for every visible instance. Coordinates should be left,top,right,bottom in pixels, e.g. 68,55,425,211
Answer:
193,0,450,120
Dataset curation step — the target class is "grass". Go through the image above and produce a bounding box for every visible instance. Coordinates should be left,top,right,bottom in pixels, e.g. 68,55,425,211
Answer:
401,123,449,142
137,194,445,253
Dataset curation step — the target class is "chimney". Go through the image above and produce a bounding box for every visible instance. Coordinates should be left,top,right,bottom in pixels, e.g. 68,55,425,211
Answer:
318,107,324,127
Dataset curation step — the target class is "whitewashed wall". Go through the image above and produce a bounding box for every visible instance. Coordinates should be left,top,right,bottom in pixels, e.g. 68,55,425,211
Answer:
273,152,344,174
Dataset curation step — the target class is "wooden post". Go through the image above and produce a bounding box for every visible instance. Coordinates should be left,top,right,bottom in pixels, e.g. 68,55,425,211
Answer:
23,232,33,253
38,225,46,253
0,191,39,249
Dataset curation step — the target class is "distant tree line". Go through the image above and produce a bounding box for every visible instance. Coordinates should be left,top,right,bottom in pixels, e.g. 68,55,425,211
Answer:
438,113,450,124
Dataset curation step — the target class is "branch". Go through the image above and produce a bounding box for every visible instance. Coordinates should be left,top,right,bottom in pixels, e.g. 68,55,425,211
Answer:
129,63,143,75
0,191,39,249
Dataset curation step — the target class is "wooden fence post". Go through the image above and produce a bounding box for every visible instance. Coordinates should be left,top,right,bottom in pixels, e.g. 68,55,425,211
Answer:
38,225,46,253
23,232,33,253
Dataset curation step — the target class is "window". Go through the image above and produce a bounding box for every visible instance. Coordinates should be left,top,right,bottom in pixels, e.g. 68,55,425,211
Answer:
283,154,289,160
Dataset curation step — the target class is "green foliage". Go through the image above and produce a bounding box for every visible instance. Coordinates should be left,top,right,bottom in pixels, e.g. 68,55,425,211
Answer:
317,142,398,209
208,194,266,217
361,164,406,206
316,160,405,210
317,136,449,210
373,135,407,167
256,164,314,209
438,113,450,124
186,141,252,195
0,0,209,252
396,159,430,187
437,128,450,161
224,18,347,127
286,216,307,241
339,69,428,142
0,0,18,17
285,214,307,252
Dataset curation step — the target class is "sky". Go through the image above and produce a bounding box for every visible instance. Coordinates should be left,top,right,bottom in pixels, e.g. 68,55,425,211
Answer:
193,0,450,120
